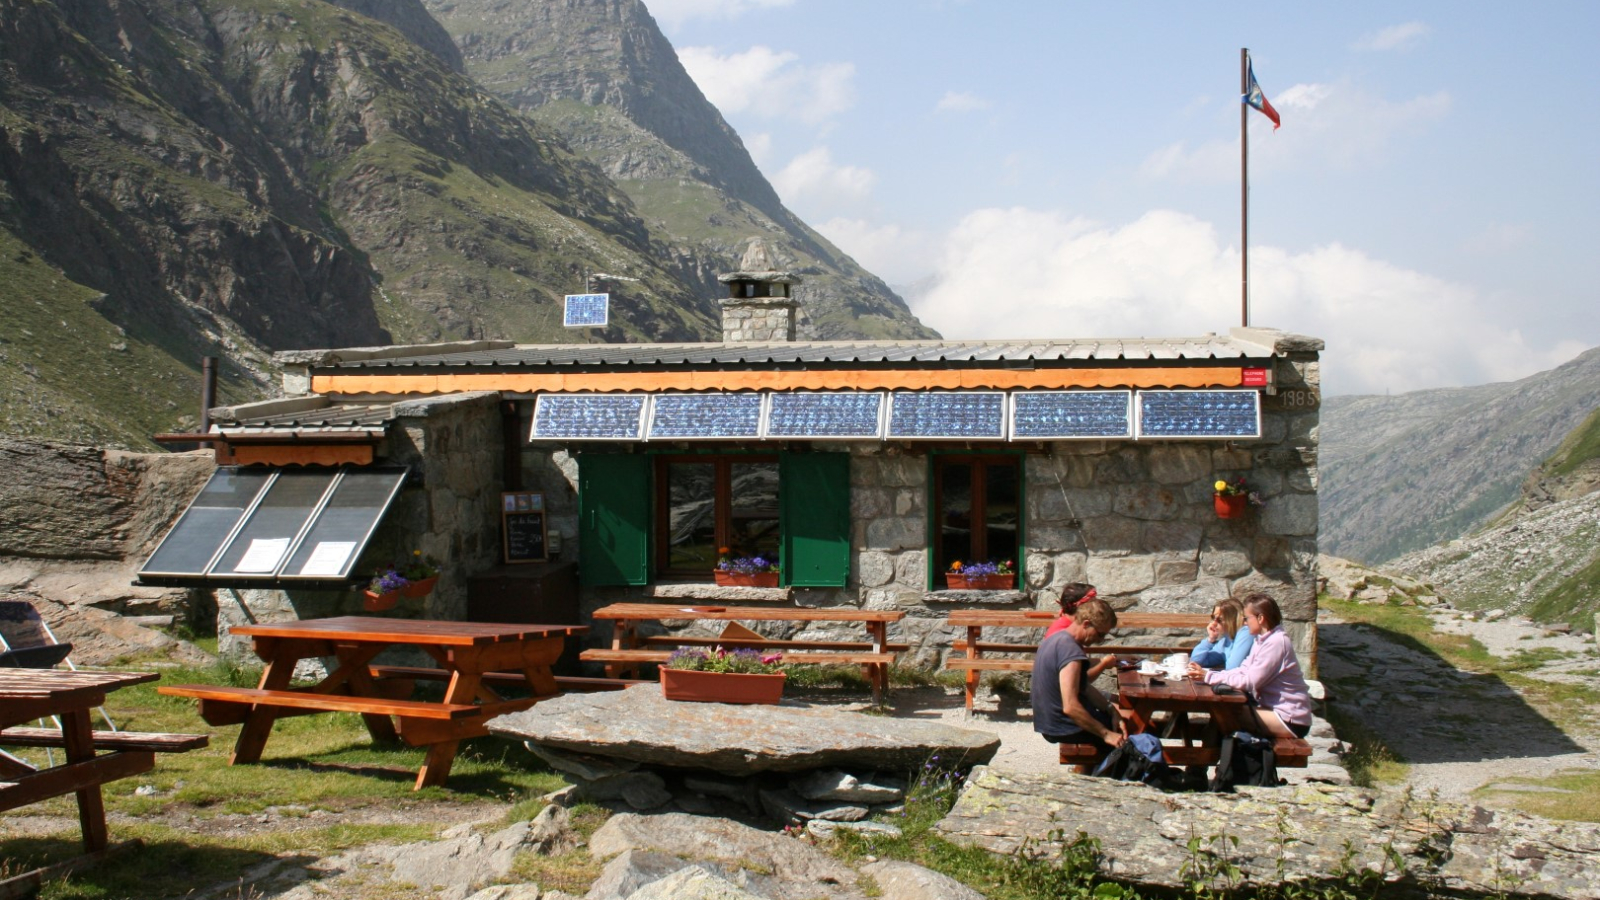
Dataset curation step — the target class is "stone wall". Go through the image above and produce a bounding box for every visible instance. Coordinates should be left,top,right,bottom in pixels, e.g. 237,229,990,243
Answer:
218,392,506,656
719,297,797,342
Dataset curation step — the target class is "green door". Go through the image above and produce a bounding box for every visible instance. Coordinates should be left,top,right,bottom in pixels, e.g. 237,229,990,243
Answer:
578,453,651,586
780,452,850,587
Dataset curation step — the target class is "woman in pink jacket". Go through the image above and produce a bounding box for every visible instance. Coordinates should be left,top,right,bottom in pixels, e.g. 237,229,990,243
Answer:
1186,593,1313,738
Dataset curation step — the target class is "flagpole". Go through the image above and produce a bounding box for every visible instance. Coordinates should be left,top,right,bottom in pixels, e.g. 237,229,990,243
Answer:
1240,47,1250,327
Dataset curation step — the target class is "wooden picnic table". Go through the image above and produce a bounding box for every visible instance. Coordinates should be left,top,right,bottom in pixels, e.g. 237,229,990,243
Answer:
160,617,586,790
584,603,906,703
943,609,1209,709
0,669,162,857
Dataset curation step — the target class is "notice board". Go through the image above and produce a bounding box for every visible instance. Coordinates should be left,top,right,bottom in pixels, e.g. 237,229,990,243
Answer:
501,491,548,564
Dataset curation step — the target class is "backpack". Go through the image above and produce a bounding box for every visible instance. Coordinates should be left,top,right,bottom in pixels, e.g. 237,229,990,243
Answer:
1093,733,1184,789
1209,731,1279,791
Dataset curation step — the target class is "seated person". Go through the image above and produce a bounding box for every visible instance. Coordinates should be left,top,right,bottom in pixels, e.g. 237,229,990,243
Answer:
1044,583,1118,680
1032,597,1127,751
1186,593,1313,738
1190,598,1253,670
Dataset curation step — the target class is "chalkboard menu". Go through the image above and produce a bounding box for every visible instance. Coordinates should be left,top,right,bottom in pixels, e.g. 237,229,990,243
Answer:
502,492,548,563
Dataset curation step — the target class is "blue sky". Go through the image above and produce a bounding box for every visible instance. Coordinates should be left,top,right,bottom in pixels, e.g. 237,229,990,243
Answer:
645,0,1599,396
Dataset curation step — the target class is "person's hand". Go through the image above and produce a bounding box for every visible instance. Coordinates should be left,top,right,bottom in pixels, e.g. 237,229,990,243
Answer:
1186,662,1206,681
1098,653,1117,670
1104,729,1127,748
1206,620,1223,641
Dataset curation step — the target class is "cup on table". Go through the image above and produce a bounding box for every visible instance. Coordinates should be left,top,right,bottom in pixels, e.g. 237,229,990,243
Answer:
1163,653,1190,680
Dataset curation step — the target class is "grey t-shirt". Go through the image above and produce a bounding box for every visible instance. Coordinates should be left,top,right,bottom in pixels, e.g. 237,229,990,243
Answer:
1031,628,1092,739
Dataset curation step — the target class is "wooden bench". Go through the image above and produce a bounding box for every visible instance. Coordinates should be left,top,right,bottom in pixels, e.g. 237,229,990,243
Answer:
1056,729,1311,772
582,648,896,669
367,665,649,693
158,684,481,727
0,727,208,753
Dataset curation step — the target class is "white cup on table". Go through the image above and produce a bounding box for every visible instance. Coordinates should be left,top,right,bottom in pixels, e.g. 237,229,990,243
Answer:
1164,653,1190,680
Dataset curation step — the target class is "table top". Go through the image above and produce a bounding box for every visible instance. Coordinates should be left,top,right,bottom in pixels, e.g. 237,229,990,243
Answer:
0,669,159,729
592,602,904,624
229,616,589,646
1116,669,1248,705
945,609,1208,629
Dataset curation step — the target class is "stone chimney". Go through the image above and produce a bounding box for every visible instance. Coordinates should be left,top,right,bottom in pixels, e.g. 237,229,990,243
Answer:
717,238,802,342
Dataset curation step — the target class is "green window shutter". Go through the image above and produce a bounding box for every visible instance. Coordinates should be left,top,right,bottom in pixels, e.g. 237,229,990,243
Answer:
780,452,851,587
578,453,651,586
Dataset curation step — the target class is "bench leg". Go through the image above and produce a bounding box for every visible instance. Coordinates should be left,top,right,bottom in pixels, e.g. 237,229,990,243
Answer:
415,741,460,790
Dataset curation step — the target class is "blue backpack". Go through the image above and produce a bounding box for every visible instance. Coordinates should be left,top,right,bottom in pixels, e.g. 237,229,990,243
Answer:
1092,733,1177,787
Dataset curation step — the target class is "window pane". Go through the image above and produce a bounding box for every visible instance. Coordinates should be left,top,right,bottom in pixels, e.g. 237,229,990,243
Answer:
665,462,717,571
984,462,1019,564
728,461,780,561
939,461,973,569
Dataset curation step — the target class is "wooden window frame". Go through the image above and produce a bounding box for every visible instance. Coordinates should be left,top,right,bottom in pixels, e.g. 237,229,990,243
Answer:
653,452,779,580
929,452,1024,578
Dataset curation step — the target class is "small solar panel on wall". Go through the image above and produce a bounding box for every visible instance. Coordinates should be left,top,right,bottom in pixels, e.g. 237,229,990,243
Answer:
532,394,647,440
1010,391,1132,439
1135,390,1261,439
648,393,764,439
887,392,1006,440
765,392,884,439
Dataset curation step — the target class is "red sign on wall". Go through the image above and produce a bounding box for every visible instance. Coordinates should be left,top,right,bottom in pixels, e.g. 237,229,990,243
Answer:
1240,367,1270,387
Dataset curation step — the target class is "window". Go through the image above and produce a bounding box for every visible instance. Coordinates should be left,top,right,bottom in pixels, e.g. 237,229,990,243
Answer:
655,455,779,578
932,455,1021,575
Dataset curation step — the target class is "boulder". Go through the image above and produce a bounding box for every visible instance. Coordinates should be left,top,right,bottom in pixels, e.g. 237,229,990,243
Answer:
492,686,999,776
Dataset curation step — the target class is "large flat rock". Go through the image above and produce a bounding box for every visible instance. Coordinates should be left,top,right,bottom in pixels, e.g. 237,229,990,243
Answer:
491,685,999,776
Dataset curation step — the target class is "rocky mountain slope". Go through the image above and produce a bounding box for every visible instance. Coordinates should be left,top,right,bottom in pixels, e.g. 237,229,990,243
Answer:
0,0,932,449
1320,345,1600,564
420,0,936,341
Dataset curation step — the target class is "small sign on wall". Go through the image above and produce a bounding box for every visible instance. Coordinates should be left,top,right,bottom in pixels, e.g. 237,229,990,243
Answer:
501,492,547,564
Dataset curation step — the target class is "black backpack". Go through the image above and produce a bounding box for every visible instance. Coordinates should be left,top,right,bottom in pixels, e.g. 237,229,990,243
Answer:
1093,733,1186,790
1210,731,1279,791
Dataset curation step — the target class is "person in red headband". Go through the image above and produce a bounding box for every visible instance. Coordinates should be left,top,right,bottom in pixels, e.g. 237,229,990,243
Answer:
1044,583,1117,680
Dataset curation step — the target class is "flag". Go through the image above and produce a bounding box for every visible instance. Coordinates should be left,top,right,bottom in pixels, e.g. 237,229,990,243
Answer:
1242,60,1281,129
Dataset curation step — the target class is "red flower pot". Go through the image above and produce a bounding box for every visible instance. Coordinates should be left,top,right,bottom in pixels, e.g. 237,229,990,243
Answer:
401,575,438,598
362,589,399,612
1214,494,1248,519
660,668,786,704
713,571,779,587
946,573,1016,590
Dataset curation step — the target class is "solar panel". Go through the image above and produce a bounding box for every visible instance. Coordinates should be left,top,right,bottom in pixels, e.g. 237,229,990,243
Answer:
765,392,884,439
1010,391,1133,439
532,394,646,440
138,467,409,584
648,393,764,439
563,293,609,327
887,392,1006,440
1136,390,1261,438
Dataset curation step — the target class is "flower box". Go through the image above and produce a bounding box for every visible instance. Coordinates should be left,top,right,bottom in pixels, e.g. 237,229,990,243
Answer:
946,573,1016,591
362,589,399,612
401,575,438,598
1214,493,1248,519
713,571,779,588
660,668,786,704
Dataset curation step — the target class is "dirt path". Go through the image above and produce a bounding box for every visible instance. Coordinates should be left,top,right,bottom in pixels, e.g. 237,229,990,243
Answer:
1317,605,1600,800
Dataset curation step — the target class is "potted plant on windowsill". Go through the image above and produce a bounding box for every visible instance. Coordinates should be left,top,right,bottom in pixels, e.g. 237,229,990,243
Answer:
362,567,408,611
399,550,440,598
1213,477,1266,519
660,646,786,704
713,548,780,587
945,559,1016,590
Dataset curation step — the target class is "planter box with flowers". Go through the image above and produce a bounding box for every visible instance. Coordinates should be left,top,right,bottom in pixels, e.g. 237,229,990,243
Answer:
361,551,441,611
1213,478,1266,520
713,549,780,587
945,559,1016,590
660,647,786,704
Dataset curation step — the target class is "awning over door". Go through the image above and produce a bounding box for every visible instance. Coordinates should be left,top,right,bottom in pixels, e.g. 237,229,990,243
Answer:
137,466,409,588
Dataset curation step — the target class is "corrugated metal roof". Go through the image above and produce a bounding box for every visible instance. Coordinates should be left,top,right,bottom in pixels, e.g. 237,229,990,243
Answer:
321,334,1282,370
214,403,395,433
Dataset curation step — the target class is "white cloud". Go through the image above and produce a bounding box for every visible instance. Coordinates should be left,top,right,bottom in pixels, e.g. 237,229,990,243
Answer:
936,90,990,113
741,131,774,166
1138,81,1450,180
772,147,875,205
1352,22,1431,52
644,0,794,28
677,45,855,125
909,207,1574,395
815,217,936,285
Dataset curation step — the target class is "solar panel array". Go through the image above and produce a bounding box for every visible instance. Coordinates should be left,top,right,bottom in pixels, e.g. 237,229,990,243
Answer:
1135,390,1261,438
562,293,609,327
528,389,1264,441
1011,391,1132,439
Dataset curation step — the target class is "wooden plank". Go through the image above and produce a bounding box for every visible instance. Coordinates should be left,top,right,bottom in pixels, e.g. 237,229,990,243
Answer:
591,603,904,623
157,685,478,719
0,728,208,753
368,665,646,691
638,636,912,653
228,617,588,647
945,610,1208,629
0,751,154,814
581,649,895,666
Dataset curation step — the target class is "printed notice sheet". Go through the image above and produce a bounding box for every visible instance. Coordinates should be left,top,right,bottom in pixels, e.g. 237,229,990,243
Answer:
299,541,356,576
233,537,290,573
